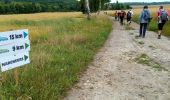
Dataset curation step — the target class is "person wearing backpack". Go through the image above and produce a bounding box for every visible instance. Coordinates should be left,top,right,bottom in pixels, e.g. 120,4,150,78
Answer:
139,5,151,38
127,9,133,25
157,6,169,39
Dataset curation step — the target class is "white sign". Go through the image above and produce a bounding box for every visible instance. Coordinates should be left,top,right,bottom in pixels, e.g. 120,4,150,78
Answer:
0,40,30,57
0,29,30,72
0,52,30,72
0,29,29,45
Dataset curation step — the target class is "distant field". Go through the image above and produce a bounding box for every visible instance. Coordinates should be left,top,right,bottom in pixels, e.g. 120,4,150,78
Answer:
0,12,82,41
132,4,170,9
0,12,112,99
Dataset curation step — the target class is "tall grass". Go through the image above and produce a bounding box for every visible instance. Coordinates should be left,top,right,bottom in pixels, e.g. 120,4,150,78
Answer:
0,13,112,100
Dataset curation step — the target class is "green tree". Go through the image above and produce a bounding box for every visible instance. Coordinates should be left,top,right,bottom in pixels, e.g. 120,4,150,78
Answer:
4,0,12,4
0,5,5,14
9,3,16,13
0,0,83,14
115,0,120,10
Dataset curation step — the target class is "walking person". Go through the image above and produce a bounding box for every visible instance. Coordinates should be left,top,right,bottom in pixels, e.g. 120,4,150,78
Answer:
115,11,118,20
127,9,133,25
157,6,169,39
119,10,126,25
118,11,121,21
139,5,151,38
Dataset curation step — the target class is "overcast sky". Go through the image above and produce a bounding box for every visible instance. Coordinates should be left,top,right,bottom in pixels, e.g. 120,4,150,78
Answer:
111,0,170,3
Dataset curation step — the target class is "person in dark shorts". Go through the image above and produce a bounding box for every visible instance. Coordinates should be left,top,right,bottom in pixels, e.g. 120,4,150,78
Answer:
157,6,169,39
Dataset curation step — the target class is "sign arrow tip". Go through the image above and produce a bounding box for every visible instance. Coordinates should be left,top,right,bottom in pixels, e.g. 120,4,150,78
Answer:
23,32,28,38
24,55,28,61
25,43,29,49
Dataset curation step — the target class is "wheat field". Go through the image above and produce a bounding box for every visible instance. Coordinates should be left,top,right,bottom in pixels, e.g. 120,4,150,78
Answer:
0,12,112,100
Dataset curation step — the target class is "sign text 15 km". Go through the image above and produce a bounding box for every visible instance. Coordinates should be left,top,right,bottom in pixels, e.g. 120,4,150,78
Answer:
0,29,28,45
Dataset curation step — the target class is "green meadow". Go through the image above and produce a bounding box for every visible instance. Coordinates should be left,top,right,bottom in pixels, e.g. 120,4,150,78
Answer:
0,13,112,100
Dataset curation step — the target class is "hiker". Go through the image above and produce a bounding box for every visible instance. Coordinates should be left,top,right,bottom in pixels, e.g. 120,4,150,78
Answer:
139,5,151,38
157,6,169,39
115,11,118,20
127,9,133,25
118,11,121,21
119,10,126,25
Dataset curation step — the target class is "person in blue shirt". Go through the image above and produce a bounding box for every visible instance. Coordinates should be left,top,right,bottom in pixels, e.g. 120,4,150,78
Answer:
139,5,151,38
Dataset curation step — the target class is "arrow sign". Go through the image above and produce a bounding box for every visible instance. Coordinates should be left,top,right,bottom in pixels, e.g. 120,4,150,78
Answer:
0,29,29,45
23,31,28,38
0,29,30,72
25,43,29,49
0,40,30,57
24,55,28,61
0,52,30,72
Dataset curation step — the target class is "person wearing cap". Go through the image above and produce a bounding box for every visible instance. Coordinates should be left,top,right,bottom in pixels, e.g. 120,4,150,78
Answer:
139,5,151,38
157,6,169,39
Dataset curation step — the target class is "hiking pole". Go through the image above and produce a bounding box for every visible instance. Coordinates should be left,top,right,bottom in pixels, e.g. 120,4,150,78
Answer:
147,17,153,29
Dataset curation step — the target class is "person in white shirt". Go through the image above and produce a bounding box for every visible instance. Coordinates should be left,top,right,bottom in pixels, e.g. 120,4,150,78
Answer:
126,9,133,25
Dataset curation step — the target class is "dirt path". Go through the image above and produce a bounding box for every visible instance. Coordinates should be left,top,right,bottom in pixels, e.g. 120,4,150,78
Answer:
64,19,170,100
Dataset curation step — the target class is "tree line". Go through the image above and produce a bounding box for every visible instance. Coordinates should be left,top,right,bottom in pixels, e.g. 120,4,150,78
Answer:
0,0,132,14
109,1,132,10
0,0,80,14
80,0,132,14
0,0,112,14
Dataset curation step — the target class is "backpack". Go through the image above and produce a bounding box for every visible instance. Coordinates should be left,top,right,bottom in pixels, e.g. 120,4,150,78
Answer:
120,12,123,17
143,10,149,21
160,10,168,21
127,11,131,18
120,11,125,17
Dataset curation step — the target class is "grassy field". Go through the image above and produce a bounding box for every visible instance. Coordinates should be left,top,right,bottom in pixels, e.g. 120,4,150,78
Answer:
0,12,112,100
132,5,170,37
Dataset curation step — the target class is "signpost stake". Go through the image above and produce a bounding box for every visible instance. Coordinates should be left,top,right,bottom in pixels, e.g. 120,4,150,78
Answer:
0,74,2,85
14,69,19,86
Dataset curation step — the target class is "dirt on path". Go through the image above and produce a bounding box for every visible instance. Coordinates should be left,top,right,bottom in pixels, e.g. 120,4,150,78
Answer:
64,19,170,100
